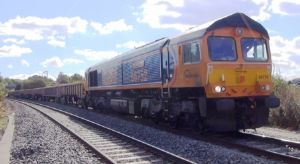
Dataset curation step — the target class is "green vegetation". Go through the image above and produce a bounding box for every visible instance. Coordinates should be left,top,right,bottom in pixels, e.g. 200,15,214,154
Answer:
21,75,55,89
0,75,8,139
70,73,84,83
56,72,69,84
0,75,7,100
56,72,84,84
0,103,8,139
269,75,300,130
1,72,84,91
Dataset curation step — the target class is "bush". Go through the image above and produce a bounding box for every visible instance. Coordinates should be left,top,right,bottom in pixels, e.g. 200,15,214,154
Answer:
0,82,6,101
269,75,300,130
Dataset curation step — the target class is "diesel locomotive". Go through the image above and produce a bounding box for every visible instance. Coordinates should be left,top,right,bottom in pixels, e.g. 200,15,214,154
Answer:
9,13,280,131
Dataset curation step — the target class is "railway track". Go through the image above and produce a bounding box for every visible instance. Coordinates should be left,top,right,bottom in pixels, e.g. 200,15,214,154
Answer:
13,100,195,164
202,131,300,163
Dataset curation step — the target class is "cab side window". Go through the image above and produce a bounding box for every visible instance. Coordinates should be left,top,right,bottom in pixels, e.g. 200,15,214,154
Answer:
183,42,200,64
89,70,98,87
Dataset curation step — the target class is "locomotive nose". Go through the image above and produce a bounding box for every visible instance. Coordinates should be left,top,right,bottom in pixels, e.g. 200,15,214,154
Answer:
206,63,273,98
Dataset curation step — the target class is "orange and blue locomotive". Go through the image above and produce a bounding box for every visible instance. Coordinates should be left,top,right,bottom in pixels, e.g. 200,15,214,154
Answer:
9,13,280,132
85,13,280,131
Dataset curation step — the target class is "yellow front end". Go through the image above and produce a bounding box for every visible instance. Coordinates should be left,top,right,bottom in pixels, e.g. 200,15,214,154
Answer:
206,63,273,98
202,27,274,99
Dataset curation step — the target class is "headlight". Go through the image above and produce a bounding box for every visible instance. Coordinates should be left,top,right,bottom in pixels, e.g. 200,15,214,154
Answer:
215,86,221,93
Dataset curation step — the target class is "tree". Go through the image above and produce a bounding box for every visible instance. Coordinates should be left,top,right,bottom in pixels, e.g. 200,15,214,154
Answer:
0,75,7,99
70,73,84,83
28,75,54,87
6,75,54,90
56,72,69,84
23,79,46,89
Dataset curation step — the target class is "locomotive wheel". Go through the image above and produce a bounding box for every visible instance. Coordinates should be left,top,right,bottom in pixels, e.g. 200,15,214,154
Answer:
141,107,149,118
151,112,160,124
169,116,179,129
194,119,205,133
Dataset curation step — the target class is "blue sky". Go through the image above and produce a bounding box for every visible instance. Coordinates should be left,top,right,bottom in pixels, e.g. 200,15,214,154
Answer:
0,0,300,80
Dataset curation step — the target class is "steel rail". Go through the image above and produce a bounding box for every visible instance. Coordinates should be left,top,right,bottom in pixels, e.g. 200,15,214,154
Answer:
12,99,195,164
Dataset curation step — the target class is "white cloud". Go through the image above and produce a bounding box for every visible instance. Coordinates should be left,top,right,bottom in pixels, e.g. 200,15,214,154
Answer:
9,71,56,80
47,36,66,48
136,0,191,31
136,0,274,31
251,0,271,21
270,0,300,16
270,35,300,79
9,73,31,80
21,59,30,67
0,44,32,58
7,64,13,69
116,41,146,49
0,16,88,47
3,38,25,45
75,49,119,61
40,56,84,68
90,19,133,35
41,56,64,68
63,58,84,64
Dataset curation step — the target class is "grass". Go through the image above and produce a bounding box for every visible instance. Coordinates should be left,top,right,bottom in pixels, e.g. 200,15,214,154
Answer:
268,75,300,130
0,101,8,140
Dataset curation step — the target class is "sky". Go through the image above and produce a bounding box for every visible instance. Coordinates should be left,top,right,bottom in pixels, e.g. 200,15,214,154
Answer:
0,0,300,80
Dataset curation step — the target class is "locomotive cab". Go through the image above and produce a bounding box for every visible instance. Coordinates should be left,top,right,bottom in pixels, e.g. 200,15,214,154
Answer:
198,17,280,131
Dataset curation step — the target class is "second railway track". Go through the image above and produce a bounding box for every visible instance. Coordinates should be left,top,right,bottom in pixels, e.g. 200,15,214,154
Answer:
223,132,300,163
13,100,195,164
192,130,300,163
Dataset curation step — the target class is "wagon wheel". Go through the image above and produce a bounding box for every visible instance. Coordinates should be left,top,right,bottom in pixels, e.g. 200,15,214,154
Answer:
141,107,148,118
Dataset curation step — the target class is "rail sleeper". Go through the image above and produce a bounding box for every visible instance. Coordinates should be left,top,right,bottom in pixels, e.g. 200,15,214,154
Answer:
17,100,195,164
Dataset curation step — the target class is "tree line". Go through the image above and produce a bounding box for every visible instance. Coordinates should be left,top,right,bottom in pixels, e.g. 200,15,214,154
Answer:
0,72,84,94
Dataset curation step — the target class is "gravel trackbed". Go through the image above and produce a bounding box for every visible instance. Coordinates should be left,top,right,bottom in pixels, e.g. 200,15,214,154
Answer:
35,101,283,164
9,102,103,164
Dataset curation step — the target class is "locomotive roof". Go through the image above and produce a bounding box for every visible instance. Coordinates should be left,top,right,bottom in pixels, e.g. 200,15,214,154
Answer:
87,13,269,71
207,12,269,38
170,12,269,44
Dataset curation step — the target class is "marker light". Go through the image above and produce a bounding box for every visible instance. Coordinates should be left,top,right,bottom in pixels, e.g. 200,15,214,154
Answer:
265,85,270,91
260,84,270,91
221,86,226,92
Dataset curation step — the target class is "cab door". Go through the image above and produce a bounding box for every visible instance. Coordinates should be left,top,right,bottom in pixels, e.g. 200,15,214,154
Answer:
161,40,171,98
162,46,170,84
